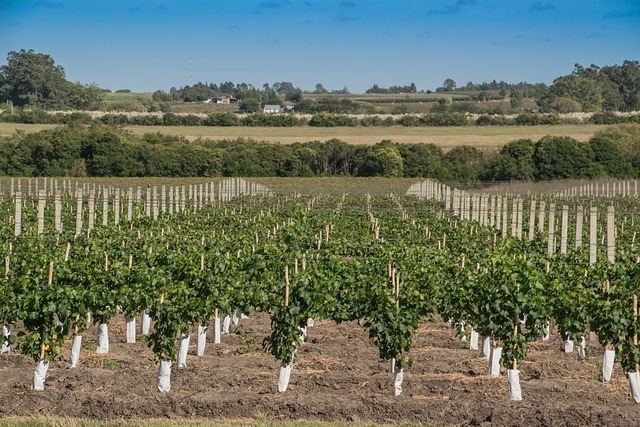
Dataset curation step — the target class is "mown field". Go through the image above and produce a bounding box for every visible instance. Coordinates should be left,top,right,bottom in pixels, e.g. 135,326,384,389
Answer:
0,123,607,151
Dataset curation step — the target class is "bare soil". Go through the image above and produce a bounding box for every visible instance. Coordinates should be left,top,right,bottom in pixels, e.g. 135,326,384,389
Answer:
0,314,636,426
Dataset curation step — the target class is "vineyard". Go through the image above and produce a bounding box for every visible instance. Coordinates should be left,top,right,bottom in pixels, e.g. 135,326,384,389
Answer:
2,177,640,426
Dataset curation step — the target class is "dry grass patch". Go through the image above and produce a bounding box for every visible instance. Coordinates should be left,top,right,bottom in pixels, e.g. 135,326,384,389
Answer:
0,123,607,152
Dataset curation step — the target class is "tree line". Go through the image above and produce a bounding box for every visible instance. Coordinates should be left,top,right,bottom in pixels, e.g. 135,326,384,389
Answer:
1,50,639,115
0,123,638,184
3,108,639,128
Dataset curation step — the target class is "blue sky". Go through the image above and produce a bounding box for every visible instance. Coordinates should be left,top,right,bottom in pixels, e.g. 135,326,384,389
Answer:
0,0,638,93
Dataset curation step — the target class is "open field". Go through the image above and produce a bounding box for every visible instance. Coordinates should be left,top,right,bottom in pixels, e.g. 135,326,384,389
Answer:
102,92,152,103
0,123,607,151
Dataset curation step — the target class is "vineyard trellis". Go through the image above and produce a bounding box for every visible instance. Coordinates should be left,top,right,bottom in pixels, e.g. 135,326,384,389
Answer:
1,177,640,403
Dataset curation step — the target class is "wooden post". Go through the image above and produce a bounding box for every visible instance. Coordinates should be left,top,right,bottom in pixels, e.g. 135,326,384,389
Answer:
144,186,150,216
560,205,568,255
127,187,134,222
516,198,523,239
37,190,46,235
501,197,508,237
528,199,536,241
607,206,615,264
575,205,583,249
14,192,22,237
88,189,95,231
114,188,120,226
153,186,159,221
495,196,502,232
75,189,83,237
54,192,62,234
102,187,109,226
161,185,167,213
284,264,289,307
589,207,597,265
538,201,546,233
547,203,555,256
487,195,494,227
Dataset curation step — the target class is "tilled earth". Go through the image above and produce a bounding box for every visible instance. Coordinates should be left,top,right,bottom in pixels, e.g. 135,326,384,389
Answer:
0,314,636,426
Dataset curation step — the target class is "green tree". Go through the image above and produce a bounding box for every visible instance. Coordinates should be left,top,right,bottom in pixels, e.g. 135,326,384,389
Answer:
546,97,582,113
0,50,69,108
543,74,603,112
485,139,536,182
443,79,457,91
80,125,129,176
66,82,104,110
589,136,634,178
600,60,640,111
509,87,523,109
444,146,485,185
476,91,490,102
359,142,403,177
533,136,601,180
397,143,444,178
239,98,261,113
0,50,105,110
313,83,329,94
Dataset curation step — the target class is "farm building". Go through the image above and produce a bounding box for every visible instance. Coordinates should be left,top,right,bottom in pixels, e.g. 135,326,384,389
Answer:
263,104,282,114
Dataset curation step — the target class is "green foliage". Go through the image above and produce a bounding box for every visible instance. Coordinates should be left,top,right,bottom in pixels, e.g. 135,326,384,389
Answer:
533,135,601,180
485,139,536,182
510,88,523,109
358,142,404,178
443,146,486,185
2,123,640,181
589,136,634,178
538,61,640,112
0,50,104,110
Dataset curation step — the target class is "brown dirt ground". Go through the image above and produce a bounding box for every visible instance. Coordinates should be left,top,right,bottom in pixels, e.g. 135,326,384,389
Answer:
0,314,636,426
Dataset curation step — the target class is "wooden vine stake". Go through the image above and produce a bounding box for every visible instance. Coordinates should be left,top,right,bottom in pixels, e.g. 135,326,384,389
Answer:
607,206,615,264
513,324,518,370
37,190,46,236
395,272,400,309
74,189,83,237
589,207,597,266
284,264,289,307
575,205,583,249
48,261,53,286
14,192,21,237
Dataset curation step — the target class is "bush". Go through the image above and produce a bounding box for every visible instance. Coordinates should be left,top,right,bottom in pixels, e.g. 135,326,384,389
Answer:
515,113,561,126
397,115,422,126
99,114,130,125
590,112,626,125
308,112,357,127
475,115,512,126
360,116,384,127
242,113,301,127
422,112,468,126
130,115,163,126
65,112,93,124
205,112,240,126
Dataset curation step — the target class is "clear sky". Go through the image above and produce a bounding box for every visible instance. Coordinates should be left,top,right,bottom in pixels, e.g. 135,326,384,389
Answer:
0,0,638,93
